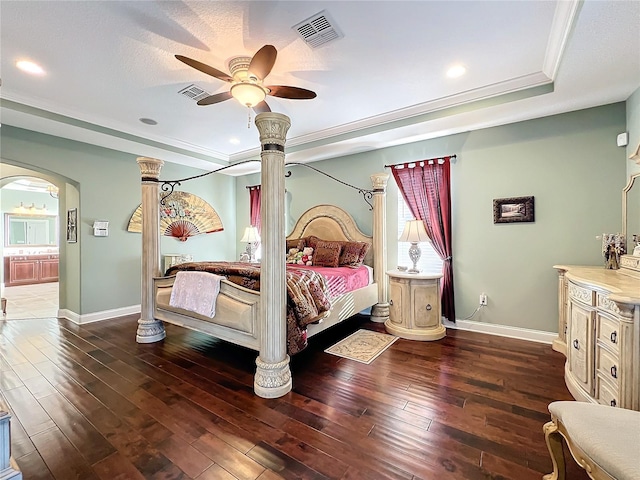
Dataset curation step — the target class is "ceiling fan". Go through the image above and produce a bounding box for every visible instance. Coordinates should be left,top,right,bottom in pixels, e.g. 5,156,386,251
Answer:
176,45,317,113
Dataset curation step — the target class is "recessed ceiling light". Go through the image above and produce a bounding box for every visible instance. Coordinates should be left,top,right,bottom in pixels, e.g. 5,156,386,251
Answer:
229,138,241,145
16,60,45,75
139,118,158,125
446,64,466,78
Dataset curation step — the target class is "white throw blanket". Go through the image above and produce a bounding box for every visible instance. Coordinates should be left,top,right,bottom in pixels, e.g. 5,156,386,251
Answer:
169,271,223,318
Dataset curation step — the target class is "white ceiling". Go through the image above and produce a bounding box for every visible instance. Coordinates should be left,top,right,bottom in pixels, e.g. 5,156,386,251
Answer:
1,1,639,175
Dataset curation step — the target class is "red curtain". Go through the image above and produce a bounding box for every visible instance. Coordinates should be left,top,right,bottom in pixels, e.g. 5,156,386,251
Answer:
391,157,455,322
248,186,261,234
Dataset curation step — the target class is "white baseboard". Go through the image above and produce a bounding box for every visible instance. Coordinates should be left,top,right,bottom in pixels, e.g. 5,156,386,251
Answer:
58,305,141,325
443,318,556,344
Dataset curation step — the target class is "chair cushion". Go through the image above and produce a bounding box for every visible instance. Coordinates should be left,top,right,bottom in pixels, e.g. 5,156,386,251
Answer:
549,401,640,480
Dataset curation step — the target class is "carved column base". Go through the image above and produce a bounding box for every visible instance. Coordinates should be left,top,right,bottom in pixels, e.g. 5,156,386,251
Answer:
370,302,390,323
136,318,166,343
254,356,292,398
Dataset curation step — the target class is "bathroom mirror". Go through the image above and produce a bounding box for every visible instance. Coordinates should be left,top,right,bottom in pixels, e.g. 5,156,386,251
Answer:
623,172,640,254
4,213,58,247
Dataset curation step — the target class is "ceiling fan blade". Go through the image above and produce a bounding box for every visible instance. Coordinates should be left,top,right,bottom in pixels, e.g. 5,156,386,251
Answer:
197,92,233,106
248,45,277,80
266,85,317,100
175,55,233,82
252,101,271,114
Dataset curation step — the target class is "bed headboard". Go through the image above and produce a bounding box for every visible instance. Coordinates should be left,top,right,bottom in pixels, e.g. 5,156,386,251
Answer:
287,205,374,267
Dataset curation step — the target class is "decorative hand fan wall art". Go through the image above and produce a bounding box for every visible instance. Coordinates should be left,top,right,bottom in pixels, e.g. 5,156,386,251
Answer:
127,191,223,241
176,44,316,113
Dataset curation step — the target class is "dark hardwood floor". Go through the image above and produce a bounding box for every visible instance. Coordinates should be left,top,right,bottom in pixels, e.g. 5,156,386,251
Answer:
0,315,591,480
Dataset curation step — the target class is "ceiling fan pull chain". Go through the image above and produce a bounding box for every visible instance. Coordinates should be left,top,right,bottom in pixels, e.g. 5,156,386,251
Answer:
247,108,252,129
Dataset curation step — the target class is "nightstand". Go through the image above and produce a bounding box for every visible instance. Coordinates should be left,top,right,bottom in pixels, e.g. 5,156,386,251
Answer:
385,270,445,341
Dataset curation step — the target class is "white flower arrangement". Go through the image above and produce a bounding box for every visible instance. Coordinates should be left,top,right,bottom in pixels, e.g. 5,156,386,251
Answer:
601,233,625,269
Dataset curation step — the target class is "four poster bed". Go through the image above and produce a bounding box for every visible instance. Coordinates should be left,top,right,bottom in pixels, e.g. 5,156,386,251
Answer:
153,204,380,354
136,113,389,398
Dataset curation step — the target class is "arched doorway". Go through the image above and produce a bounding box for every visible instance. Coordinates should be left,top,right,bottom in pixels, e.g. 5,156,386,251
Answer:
1,176,60,319
1,176,60,318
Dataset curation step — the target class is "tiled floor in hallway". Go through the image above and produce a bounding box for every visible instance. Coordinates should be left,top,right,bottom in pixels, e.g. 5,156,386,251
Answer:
2,282,58,319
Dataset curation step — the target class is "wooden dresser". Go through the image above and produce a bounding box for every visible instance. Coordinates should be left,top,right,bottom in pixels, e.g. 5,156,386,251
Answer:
553,263,640,410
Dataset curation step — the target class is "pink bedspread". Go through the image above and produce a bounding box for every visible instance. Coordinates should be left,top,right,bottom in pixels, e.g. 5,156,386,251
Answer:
287,265,371,300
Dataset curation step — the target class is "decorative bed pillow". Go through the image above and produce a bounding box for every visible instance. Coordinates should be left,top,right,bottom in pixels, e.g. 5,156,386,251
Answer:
304,235,321,251
339,241,371,267
313,240,342,267
286,238,306,253
356,241,371,265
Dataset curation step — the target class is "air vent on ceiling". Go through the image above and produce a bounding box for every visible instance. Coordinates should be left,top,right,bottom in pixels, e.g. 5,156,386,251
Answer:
178,84,211,102
293,10,343,49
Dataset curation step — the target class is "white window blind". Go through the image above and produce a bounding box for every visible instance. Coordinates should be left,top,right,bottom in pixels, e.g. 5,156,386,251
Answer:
397,193,443,274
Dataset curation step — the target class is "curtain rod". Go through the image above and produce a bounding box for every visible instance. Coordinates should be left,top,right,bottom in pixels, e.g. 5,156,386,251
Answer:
384,154,456,169
245,184,260,189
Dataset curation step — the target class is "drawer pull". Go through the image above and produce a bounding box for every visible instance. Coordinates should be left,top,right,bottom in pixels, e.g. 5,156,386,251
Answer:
610,331,617,344
610,365,617,379
425,304,432,311
610,399,617,407
573,339,579,350
389,299,393,306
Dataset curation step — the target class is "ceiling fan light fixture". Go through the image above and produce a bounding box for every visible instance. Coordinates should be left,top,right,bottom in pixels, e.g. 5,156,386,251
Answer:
230,82,266,108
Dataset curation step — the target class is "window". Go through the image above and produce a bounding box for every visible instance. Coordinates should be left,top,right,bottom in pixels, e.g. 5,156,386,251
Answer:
397,192,443,274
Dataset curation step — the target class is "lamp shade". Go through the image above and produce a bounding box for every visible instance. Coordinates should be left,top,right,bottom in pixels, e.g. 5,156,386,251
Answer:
240,226,261,243
398,219,429,243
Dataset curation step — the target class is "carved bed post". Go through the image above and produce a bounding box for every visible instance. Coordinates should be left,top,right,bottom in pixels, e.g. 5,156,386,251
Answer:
136,157,166,343
370,173,390,323
254,113,292,398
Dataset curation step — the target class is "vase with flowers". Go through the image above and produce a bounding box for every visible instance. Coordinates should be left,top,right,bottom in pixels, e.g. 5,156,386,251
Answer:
602,233,625,269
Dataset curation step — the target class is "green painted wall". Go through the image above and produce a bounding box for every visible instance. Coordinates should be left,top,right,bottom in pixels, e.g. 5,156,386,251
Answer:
237,103,628,333
1,126,236,316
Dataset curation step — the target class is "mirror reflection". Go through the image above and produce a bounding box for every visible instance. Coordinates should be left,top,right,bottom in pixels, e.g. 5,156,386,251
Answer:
4,213,58,247
624,173,640,254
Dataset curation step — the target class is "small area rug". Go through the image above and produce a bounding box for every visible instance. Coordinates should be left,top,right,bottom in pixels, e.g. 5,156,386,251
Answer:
324,329,398,364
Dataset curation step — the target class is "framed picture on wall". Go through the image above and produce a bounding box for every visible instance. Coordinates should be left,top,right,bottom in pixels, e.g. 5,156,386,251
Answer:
67,208,77,243
493,196,534,224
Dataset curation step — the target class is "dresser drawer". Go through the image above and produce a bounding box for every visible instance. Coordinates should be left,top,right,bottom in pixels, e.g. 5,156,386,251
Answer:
596,313,619,354
595,375,619,407
597,292,620,316
596,346,620,387
568,282,595,306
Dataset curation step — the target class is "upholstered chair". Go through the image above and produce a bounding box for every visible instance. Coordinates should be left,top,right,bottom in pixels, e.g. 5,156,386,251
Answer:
543,401,640,480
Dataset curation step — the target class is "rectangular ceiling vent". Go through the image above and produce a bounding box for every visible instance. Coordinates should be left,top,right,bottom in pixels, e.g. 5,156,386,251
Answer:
178,84,211,102
293,10,343,49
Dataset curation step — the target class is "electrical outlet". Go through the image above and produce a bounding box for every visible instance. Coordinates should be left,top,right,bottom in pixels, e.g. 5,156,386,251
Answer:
479,293,488,306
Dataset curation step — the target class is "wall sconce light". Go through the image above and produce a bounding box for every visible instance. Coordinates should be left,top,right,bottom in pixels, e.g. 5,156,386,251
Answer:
398,219,430,273
240,225,261,262
14,202,46,214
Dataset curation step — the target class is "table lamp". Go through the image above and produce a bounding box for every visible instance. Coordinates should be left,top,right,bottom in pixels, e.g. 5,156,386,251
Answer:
240,226,261,262
398,219,430,273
